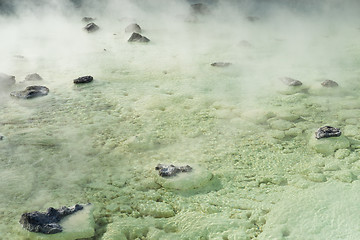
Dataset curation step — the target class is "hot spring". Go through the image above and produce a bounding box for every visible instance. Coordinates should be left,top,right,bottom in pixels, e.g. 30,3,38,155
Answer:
1,0,360,239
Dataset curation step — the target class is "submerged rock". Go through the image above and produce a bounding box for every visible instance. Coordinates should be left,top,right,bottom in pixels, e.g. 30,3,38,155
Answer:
73,75,93,84
10,86,49,99
315,126,341,139
84,22,99,33
280,77,302,86
25,73,42,81
82,17,95,23
19,204,84,234
211,62,232,67
128,32,150,42
155,164,192,177
0,72,15,87
321,79,339,88
125,23,141,33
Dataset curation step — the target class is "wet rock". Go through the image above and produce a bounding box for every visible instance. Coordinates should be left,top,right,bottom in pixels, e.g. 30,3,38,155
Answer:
190,3,210,15
0,72,15,87
10,86,49,99
155,164,192,177
19,204,84,234
128,32,150,42
25,73,42,81
280,77,302,86
321,79,339,88
82,17,95,23
73,75,93,84
84,22,99,33
211,62,231,67
125,23,141,33
315,126,341,139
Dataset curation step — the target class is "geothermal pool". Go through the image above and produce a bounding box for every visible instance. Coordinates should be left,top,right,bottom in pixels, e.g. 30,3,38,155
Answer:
1,0,360,239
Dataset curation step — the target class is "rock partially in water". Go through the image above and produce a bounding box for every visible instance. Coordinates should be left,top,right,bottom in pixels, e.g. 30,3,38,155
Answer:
73,75,93,84
211,62,232,67
84,22,99,33
190,3,210,15
155,164,192,177
280,77,303,86
128,32,150,42
125,23,141,33
0,72,15,87
321,79,339,88
315,126,341,139
19,204,84,234
25,73,42,81
82,17,95,23
10,86,49,99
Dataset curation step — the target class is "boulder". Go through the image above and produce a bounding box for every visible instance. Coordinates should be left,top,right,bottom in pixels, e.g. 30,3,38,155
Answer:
0,72,15,87
73,75,93,84
315,126,341,139
321,79,338,88
25,73,42,81
211,62,231,67
155,164,192,177
128,32,150,43
280,77,302,86
10,86,49,99
84,22,99,33
125,23,141,33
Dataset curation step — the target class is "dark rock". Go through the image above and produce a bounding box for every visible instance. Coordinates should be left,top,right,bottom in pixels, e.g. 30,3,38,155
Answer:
0,135,3,141
321,79,339,88
0,72,15,87
125,23,141,33
25,73,42,81
190,3,210,15
10,86,49,99
315,126,341,139
84,22,99,33
19,204,84,234
280,77,302,86
82,17,95,23
73,75,93,84
128,32,150,43
211,62,231,67
155,164,192,177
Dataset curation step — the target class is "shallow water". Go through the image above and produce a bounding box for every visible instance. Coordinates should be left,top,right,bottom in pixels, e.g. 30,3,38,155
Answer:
1,1,360,239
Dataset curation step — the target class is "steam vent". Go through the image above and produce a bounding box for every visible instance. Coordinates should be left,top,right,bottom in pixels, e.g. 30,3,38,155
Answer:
2,1,360,239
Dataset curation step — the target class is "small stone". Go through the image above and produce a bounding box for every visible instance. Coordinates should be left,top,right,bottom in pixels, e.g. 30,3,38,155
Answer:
211,62,231,67
25,73,42,81
125,23,141,33
280,77,302,86
10,86,49,99
128,32,150,42
315,126,341,139
84,22,99,33
155,164,192,177
321,79,338,88
0,135,4,140
82,17,95,23
0,72,15,87
73,76,93,84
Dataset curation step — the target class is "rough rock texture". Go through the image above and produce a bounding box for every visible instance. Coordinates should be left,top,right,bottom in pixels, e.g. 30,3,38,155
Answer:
315,126,341,139
25,73,42,81
155,164,192,177
321,79,339,88
84,22,99,33
128,32,150,43
10,86,49,99
73,76,93,84
280,77,303,86
211,62,231,67
125,23,141,33
82,17,95,23
0,72,15,87
19,204,84,234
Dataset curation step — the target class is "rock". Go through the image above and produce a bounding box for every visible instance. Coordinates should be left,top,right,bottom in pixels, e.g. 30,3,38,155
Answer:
0,135,3,140
211,62,231,67
128,32,150,42
25,73,42,81
73,75,93,84
315,126,341,139
155,164,192,177
0,72,15,87
280,77,302,86
84,22,99,33
19,204,84,234
125,23,141,33
321,79,338,88
309,134,350,156
190,3,210,15
10,86,49,99
82,17,95,23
